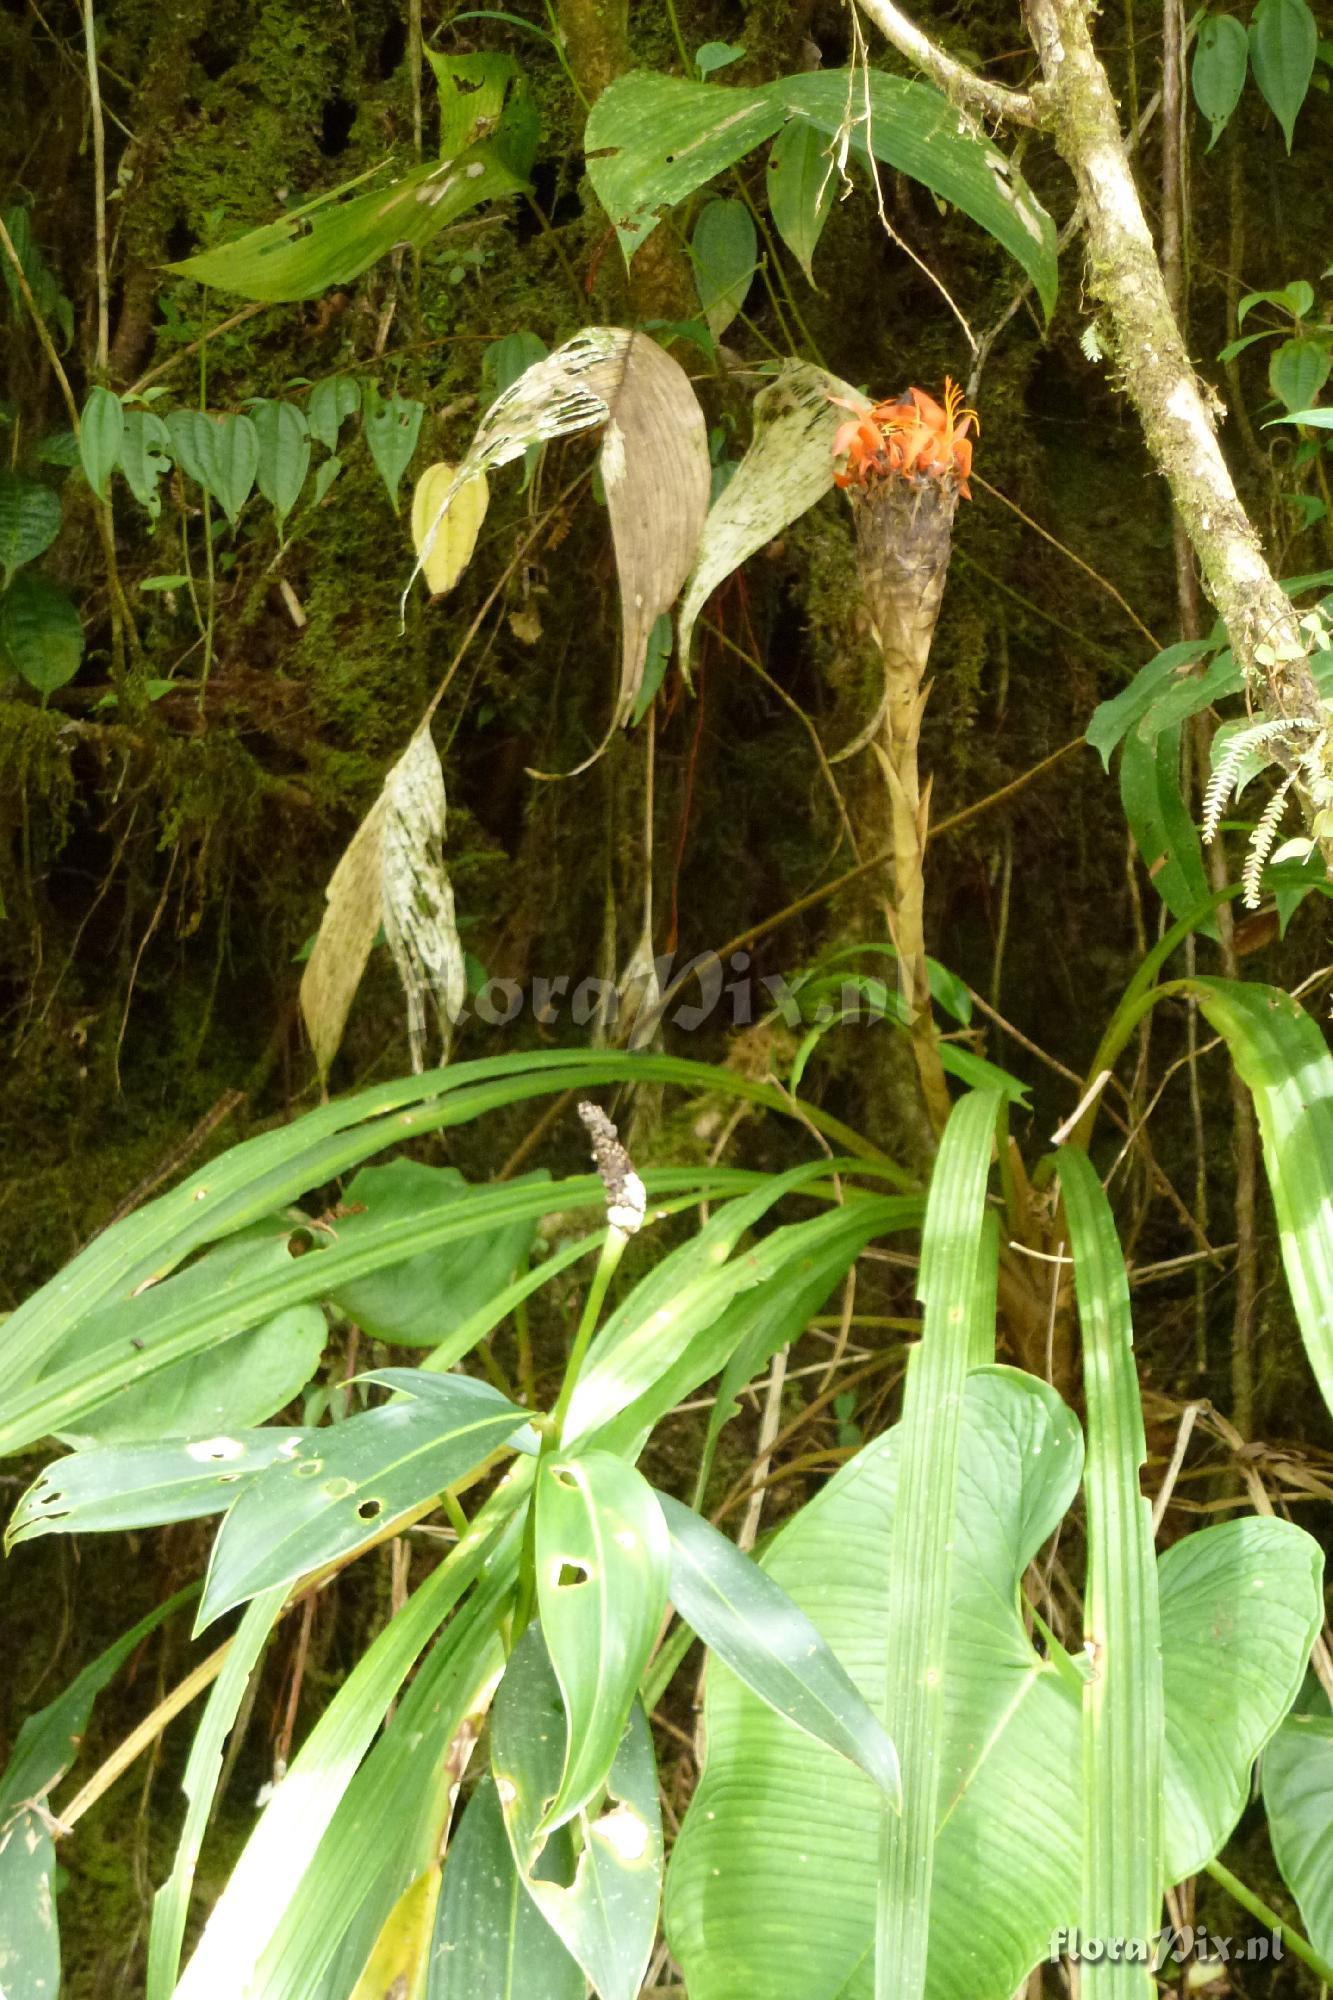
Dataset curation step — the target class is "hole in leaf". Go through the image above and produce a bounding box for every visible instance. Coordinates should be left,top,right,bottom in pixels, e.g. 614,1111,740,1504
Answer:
294,1458,323,1478
322,1477,354,1499
356,1496,383,1521
556,1560,590,1589
552,1468,577,1490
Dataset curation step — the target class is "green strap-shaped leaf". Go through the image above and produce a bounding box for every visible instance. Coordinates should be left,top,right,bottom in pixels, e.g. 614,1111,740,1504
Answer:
657,1489,899,1798
0,1043,902,1427
255,1531,518,2000
79,384,124,499
175,1492,520,1999
1059,1147,1162,2000
198,1374,525,1627
534,1450,670,1833
6,1428,308,1545
585,69,1057,318
492,1623,663,2000
1187,978,1333,1420
168,147,529,303
429,1778,584,1999
0,469,61,583
877,1089,1000,2000
146,1585,286,2000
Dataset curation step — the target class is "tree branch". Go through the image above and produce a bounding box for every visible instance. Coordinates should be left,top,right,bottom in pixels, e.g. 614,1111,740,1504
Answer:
853,0,1042,126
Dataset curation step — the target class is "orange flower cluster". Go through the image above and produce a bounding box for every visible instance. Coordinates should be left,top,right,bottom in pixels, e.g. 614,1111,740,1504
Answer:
830,378,979,498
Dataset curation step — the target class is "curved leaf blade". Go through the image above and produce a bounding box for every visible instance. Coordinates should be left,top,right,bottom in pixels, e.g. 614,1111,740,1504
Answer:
198,1374,525,1627
6,1428,307,1545
492,1623,663,2000
429,1778,584,1999
534,1449,670,1833
656,1488,899,1798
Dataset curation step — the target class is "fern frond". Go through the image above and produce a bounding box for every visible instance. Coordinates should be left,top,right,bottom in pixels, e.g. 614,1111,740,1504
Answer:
1242,774,1296,908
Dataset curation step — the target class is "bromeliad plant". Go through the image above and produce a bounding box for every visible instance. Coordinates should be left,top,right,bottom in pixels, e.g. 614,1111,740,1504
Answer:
4,947,1333,1999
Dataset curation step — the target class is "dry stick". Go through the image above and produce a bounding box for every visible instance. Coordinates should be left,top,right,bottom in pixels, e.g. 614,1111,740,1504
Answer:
127,303,271,399
81,0,110,374
59,1641,233,1831
971,473,1162,650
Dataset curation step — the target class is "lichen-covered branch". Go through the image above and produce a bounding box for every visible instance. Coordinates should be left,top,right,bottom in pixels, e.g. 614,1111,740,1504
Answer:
857,0,1331,834
854,0,1041,126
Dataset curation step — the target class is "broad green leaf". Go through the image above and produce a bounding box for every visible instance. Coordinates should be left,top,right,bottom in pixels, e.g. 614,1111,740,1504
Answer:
118,406,173,515
312,454,342,503
174,1501,517,2000
42,1227,328,1445
534,1450,670,1832
429,1778,584,1998
691,197,758,339
656,1489,899,1797
1270,336,1331,412
0,469,60,583
1276,404,1333,428
666,1368,1085,2000
146,1586,286,2000
306,375,360,451
1249,0,1318,148
1119,720,1213,926
364,384,425,508
1059,1149,1161,2000
1192,14,1250,146
198,1373,525,1627
322,1160,543,1348
79,384,124,498
676,360,859,666
6,1428,307,1544
481,329,548,393
667,1365,1319,1999
202,410,259,521
492,1624,663,2000
1238,280,1316,325
426,49,538,174
1263,1705,1333,1961
585,69,1058,319
1186,978,1333,1420
168,150,528,303
1163,1518,1321,1878
253,1526,518,2000
878,1089,1000,1999
251,397,311,523
164,407,214,494
0,572,83,694
695,39,746,77
1085,638,1217,768
767,118,834,283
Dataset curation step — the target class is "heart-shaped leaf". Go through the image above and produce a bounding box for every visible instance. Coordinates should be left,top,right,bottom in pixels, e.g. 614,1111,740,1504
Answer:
364,386,425,509
79,385,125,499
691,197,757,339
1192,14,1250,147
1249,0,1318,149
767,118,835,283
0,573,83,693
307,375,361,452
251,398,311,523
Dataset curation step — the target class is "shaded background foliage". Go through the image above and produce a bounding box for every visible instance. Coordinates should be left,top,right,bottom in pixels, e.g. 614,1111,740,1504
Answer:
1,0,1331,1987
